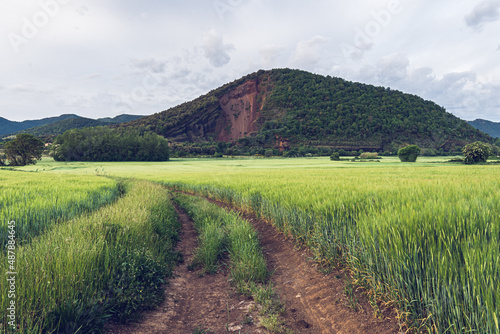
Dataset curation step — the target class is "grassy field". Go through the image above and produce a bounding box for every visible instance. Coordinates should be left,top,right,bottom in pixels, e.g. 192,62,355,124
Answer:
4,156,500,333
0,170,121,249
0,176,181,333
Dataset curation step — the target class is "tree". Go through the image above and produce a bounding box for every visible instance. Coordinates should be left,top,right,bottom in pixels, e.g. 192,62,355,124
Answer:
462,141,491,164
4,134,44,166
330,152,340,161
398,145,421,162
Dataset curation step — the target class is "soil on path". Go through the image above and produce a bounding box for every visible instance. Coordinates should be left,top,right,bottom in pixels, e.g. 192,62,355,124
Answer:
106,203,264,334
107,196,402,334
219,203,401,334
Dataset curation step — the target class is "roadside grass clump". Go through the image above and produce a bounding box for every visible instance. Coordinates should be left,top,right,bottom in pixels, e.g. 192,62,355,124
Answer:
174,195,289,332
174,195,269,285
191,221,227,274
0,180,181,334
0,170,121,250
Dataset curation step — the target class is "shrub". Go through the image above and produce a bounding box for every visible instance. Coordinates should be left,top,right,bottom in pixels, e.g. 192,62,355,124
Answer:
398,145,421,162
330,152,340,161
462,141,491,164
265,149,273,157
359,152,378,159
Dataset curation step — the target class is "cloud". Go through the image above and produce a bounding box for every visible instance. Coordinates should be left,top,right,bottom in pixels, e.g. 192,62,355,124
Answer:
290,35,329,68
130,58,167,73
202,29,235,67
376,53,409,84
10,85,34,93
465,0,500,30
259,44,285,67
82,73,102,80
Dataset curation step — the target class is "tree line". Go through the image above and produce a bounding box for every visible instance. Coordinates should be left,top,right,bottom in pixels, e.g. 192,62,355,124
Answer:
51,127,169,162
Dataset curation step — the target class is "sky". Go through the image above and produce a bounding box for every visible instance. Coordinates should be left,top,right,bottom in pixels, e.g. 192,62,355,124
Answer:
0,0,499,122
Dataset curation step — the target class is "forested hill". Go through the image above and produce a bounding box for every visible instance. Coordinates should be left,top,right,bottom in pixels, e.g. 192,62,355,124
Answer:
0,114,80,137
117,68,494,153
1,114,144,139
468,119,500,139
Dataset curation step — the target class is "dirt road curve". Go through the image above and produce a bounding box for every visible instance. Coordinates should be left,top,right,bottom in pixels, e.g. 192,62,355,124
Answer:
106,197,401,334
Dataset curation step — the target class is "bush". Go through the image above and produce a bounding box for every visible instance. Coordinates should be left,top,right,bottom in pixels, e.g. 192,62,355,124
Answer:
398,145,421,162
264,149,273,157
330,152,340,161
359,152,378,159
462,141,491,164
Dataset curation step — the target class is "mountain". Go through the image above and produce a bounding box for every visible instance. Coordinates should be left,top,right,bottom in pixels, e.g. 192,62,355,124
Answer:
97,114,144,124
10,117,106,138
1,114,145,138
0,114,80,137
117,68,495,154
468,119,500,139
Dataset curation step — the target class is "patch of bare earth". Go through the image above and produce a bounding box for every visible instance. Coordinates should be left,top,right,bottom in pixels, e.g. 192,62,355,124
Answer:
106,204,265,334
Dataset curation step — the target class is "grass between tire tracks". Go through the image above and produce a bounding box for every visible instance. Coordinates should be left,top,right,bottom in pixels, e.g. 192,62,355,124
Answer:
0,180,181,334
174,194,291,333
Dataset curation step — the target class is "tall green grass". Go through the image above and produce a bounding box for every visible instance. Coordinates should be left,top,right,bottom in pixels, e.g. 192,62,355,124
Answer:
165,165,500,333
174,194,269,286
0,170,121,249
0,180,181,333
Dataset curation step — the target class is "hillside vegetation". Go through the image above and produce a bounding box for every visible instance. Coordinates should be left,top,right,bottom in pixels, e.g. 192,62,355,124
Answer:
118,69,495,155
1,114,144,140
469,119,500,139
0,114,80,137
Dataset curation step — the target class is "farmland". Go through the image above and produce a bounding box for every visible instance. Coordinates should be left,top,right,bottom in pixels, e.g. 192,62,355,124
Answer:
2,156,500,333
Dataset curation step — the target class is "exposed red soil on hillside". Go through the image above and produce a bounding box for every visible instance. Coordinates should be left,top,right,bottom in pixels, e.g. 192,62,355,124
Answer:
217,80,265,142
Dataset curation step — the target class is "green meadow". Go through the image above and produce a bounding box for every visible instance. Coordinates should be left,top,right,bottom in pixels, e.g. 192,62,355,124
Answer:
2,156,499,333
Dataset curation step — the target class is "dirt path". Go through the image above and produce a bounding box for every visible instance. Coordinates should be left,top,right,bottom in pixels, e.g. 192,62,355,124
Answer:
107,196,401,334
106,203,265,334
225,206,401,334
206,198,401,334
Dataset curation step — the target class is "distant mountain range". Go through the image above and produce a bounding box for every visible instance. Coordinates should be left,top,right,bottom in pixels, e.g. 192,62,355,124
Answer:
468,119,500,139
0,114,145,138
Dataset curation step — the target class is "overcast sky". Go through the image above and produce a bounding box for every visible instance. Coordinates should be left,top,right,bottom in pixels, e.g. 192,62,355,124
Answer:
1,0,499,122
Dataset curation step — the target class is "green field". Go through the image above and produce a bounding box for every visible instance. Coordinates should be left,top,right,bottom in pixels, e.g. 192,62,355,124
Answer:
2,156,499,333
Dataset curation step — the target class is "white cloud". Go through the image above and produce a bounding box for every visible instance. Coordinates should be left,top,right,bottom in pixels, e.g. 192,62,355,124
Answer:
131,58,167,74
290,35,329,68
465,0,500,30
202,29,235,68
259,45,285,67
376,53,409,84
